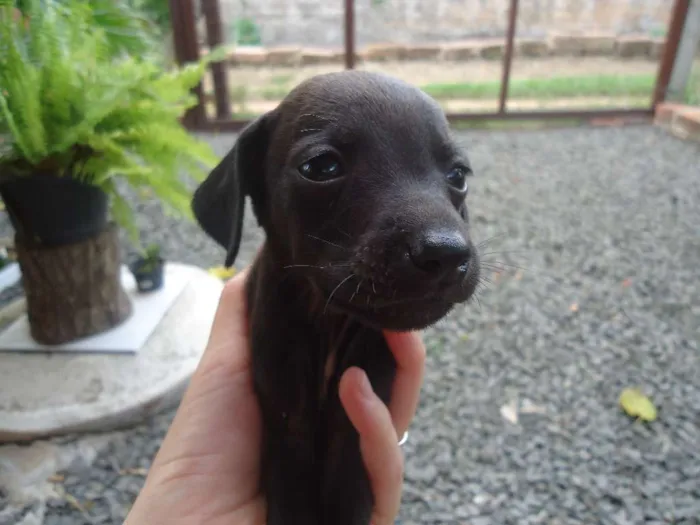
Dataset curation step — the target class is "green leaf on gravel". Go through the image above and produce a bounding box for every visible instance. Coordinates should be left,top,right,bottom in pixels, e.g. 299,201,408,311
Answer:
619,387,657,422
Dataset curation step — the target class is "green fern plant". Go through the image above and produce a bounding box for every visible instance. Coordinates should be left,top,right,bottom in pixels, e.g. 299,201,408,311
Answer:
124,0,172,37
11,0,162,58
0,0,224,244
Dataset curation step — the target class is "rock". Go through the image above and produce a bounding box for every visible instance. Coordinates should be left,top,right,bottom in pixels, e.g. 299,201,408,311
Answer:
266,46,302,67
550,32,617,56
405,462,438,483
4,126,700,525
480,41,505,60
516,39,550,57
228,46,268,66
440,41,482,61
300,48,344,65
649,38,665,60
403,44,442,61
0,435,112,505
360,43,406,62
615,35,653,58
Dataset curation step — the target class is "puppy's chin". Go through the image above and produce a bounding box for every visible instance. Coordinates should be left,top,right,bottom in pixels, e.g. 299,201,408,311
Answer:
320,277,478,332
336,298,459,332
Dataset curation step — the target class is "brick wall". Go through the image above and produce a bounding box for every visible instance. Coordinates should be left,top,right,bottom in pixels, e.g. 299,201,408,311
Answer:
217,0,673,49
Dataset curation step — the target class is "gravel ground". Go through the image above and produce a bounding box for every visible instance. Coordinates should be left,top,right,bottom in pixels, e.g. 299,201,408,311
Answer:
2,124,700,524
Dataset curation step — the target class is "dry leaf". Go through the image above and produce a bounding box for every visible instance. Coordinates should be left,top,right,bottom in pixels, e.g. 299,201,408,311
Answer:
619,387,657,422
622,278,632,288
208,266,236,281
500,400,518,424
120,467,148,476
64,493,86,513
520,399,546,415
569,302,579,313
47,474,64,483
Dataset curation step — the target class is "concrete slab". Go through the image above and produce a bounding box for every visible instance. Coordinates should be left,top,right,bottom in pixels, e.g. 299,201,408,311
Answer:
0,262,20,290
0,264,224,443
0,263,195,354
655,102,700,143
0,434,113,505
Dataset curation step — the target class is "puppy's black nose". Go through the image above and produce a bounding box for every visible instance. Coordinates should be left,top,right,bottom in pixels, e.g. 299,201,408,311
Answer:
409,231,471,279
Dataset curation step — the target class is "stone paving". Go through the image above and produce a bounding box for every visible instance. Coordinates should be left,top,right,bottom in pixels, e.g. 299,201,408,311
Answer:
2,124,699,524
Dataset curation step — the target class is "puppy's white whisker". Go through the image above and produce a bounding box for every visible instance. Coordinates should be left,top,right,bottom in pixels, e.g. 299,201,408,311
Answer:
476,232,509,248
306,234,347,251
480,250,531,257
472,292,484,312
335,227,351,239
283,263,350,270
299,112,338,123
372,281,377,295
324,274,355,314
349,279,363,303
479,276,494,286
481,260,530,272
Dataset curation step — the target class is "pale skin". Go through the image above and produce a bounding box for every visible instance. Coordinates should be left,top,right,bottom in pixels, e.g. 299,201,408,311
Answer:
125,267,427,525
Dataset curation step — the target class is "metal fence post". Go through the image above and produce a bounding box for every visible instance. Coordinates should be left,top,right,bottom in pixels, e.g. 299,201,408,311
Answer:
202,0,232,120
499,0,519,114
345,0,356,69
652,0,691,108
667,0,700,102
169,0,206,128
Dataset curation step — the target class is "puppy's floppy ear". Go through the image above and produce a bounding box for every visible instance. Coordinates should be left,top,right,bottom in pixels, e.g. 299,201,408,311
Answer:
191,111,276,267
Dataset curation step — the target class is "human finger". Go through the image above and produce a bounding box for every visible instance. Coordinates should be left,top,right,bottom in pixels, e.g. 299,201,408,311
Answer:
195,266,252,376
339,367,404,525
383,330,426,438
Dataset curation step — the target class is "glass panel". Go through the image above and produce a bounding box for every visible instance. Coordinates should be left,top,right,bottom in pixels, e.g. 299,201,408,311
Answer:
507,0,674,113
686,41,700,106
196,0,680,121
355,0,508,115
203,0,346,120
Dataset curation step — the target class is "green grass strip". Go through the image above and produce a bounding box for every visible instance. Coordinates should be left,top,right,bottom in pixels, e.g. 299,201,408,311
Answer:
684,68,700,105
421,74,656,101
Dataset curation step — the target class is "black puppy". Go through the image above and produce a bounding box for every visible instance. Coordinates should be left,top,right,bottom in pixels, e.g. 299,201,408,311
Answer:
191,70,480,525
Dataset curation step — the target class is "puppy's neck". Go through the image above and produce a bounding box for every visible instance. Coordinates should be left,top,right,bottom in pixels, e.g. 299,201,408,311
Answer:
248,243,374,400
253,243,357,325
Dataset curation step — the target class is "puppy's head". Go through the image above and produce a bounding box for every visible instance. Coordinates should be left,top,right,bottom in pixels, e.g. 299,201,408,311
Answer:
192,70,480,331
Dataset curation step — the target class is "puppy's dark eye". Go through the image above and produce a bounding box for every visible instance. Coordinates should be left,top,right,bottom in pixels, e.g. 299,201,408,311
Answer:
298,153,344,182
446,165,470,191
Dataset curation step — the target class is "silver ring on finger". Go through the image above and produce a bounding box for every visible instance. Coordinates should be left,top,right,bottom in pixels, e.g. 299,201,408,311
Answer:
398,430,409,447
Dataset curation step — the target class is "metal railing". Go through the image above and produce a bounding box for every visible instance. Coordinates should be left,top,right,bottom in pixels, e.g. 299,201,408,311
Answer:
170,0,691,132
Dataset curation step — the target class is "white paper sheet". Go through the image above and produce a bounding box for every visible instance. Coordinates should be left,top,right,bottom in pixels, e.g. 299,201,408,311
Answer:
0,262,197,354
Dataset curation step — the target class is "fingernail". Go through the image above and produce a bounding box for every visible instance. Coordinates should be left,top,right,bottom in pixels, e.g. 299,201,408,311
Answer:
357,371,375,403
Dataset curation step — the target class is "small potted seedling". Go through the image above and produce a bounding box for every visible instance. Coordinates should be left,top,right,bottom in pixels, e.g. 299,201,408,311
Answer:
130,244,165,293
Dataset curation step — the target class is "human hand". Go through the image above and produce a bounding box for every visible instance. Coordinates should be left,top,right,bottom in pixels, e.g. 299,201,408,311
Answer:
125,267,426,525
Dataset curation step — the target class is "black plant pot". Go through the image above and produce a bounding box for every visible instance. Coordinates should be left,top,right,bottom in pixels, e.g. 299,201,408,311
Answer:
129,257,165,293
0,174,108,246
